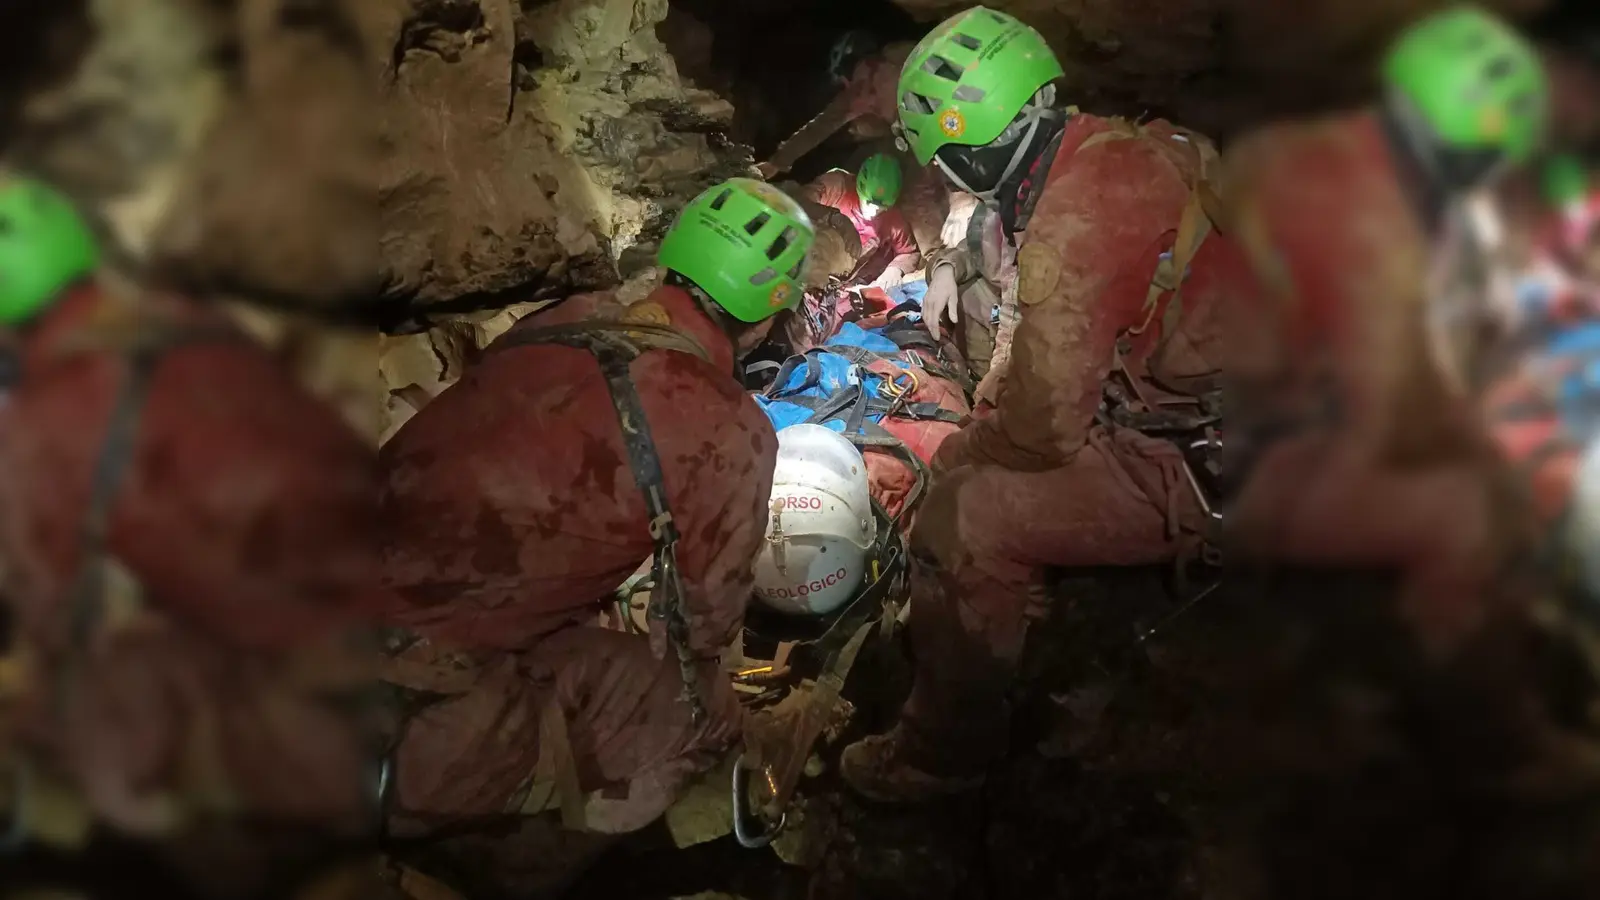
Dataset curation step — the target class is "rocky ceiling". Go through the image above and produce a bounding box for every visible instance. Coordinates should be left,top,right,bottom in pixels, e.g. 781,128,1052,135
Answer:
1,0,1593,440
2,1,1586,316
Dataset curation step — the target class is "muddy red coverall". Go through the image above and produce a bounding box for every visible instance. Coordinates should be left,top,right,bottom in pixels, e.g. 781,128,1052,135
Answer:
1225,111,1528,650
380,285,777,832
0,285,379,829
805,170,921,278
895,114,1241,774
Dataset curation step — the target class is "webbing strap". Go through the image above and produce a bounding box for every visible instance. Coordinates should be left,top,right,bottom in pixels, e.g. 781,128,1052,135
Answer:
764,349,827,399
786,382,962,429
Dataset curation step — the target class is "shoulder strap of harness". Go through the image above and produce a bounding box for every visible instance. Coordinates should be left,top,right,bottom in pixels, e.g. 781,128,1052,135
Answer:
488,320,711,721
52,321,248,652
764,349,827,399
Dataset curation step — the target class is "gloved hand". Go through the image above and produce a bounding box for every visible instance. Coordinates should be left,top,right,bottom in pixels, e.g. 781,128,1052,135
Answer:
922,265,959,340
941,191,979,248
872,266,906,290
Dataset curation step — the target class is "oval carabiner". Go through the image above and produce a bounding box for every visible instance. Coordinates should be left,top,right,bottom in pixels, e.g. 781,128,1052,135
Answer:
730,752,786,850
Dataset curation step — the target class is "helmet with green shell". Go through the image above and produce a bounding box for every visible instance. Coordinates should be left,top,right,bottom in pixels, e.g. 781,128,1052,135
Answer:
856,153,903,209
1542,154,1589,209
657,178,815,324
1382,6,1550,174
0,175,100,326
895,6,1065,166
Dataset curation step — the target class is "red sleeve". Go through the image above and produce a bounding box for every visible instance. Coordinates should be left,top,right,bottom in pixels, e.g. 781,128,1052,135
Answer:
806,171,856,214
879,209,919,260
937,131,1189,471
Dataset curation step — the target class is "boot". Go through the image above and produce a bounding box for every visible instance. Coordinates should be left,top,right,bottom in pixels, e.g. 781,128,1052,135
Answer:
838,726,983,804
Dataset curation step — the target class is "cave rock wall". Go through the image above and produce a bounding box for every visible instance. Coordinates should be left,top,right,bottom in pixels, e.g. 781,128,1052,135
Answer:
378,0,756,310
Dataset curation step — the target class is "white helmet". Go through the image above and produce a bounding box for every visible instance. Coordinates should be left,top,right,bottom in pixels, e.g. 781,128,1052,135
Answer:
1572,438,1600,599
753,424,877,616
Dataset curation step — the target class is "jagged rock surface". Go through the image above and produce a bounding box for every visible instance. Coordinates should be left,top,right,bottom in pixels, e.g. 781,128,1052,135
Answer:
4,0,386,439
377,0,756,312
12,0,382,313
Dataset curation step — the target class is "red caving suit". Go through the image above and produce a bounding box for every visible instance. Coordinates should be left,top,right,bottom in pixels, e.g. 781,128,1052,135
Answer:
0,284,380,830
894,113,1242,775
1225,110,1530,651
379,285,777,833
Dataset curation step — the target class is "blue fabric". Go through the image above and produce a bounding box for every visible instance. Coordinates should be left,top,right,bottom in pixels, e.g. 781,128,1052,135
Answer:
753,315,929,435
825,321,901,356
755,349,887,435
887,278,928,309
1542,321,1600,442
1545,320,1600,356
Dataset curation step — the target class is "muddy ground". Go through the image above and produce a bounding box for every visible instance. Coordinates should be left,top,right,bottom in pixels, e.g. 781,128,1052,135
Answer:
557,565,1600,900
558,566,1242,900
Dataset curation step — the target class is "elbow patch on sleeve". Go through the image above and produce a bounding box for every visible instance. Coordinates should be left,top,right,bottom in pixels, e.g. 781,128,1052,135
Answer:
1016,242,1063,307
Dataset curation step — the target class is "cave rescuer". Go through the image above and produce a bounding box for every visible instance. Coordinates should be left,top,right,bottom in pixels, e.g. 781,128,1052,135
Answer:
803,152,922,289
1511,155,1600,333
376,179,812,880
837,6,1242,802
0,175,380,840
1482,317,1600,608
1224,6,1555,651
760,32,954,259
1542,154,1599,263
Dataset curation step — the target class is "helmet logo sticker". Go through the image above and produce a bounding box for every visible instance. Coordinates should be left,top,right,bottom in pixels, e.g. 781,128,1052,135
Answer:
939,107,966,138
1479,106,1506,140
769,282,794,308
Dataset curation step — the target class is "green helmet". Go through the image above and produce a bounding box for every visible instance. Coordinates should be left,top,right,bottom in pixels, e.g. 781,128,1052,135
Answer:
1542,154,1589,208
658,178,814,323
896,7,1065,166
857,153,903,209
0,176,100,326
1382,6,1549,170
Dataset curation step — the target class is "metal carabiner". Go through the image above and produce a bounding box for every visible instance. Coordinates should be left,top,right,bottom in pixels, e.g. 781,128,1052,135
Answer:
1183,436,1225,523
730,753,786,849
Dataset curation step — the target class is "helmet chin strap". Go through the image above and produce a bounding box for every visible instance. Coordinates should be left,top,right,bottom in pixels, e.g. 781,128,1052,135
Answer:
928,85,1062,207
1385,90,1513,200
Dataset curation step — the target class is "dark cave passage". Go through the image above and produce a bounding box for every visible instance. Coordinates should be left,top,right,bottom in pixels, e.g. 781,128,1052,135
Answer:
659,0,923,178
